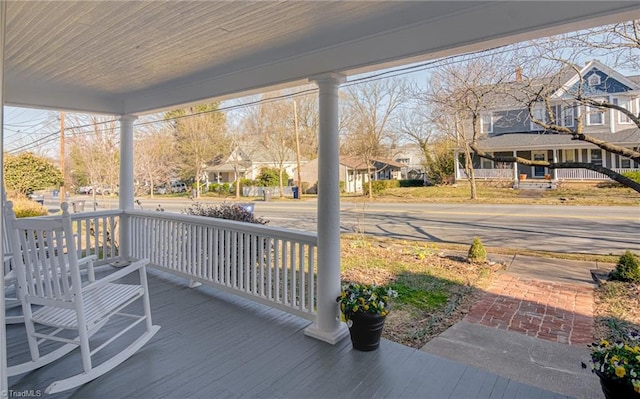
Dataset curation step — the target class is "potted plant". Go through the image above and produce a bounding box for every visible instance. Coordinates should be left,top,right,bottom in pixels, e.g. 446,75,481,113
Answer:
586,331,640,399
337,283,398,351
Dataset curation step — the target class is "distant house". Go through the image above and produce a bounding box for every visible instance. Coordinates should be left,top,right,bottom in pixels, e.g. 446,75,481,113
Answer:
458,60,640,183
299,155,403,193
393,144,427,181
207,145,303,184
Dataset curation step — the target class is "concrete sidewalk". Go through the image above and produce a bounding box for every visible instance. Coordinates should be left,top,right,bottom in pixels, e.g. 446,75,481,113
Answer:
421,254,615,399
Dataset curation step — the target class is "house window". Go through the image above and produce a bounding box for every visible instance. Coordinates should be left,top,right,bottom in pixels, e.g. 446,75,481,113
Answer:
562,106,575,127
621,157,631,169
530,107,546,130
590,149,603,167
613,98,632,124
588,74,601,86
396,158,409,164
587,106,605,126
481,112,493,133
481,158,493,169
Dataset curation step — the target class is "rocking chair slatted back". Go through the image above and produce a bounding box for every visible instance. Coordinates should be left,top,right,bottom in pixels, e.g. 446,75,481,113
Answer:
13,216,77,302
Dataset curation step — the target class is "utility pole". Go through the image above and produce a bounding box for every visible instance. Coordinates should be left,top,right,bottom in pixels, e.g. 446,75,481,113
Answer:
293,100,303,199
59,112,66,202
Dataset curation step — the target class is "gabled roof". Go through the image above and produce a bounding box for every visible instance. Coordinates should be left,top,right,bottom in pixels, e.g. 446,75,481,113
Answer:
552,59,640,98
339,156,370,170
338,156,404,170
372,158,405,168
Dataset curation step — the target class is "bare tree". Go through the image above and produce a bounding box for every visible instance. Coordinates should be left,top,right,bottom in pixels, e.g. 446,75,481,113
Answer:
342,78,407,198
166,104,229,198
66,114,120,197
424,56,513,199
134,122,177,198
242,92,299,198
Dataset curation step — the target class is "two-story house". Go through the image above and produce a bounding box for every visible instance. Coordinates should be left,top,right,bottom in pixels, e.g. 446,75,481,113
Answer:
393,143,427,182
456,60,640,183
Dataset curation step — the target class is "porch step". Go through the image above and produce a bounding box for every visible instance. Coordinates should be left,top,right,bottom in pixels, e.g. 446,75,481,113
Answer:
515,180,557,190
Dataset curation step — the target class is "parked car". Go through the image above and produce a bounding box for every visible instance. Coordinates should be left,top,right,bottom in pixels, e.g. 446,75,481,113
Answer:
78,186,93,194
157,182,187,194
170,182,187,193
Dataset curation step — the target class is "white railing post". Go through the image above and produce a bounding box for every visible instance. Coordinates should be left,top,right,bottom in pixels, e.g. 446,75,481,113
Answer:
114,115,137,267
304,73,349,344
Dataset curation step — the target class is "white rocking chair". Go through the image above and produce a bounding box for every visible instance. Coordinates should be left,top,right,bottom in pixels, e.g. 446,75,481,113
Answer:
3,199,23,324
6,202,160,394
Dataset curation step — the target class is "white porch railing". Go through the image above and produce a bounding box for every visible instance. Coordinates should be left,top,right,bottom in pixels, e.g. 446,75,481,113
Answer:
458,167,638,181
457,168,513,179
127,210,318,320
69,210,121,265
556,168,637,181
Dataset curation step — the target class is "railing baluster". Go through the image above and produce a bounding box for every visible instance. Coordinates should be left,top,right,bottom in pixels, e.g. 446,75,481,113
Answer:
124,210,317,319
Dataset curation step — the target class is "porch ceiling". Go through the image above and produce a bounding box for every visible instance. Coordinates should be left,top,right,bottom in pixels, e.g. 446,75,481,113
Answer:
5,1,639,116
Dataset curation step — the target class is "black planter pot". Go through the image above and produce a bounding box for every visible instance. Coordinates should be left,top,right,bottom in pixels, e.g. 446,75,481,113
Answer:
595,371,640,399
347,312,386,351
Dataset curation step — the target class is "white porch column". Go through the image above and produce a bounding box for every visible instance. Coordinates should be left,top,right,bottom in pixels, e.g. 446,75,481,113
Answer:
512,150,519,182
114,115,137,267
0,1,7,393
304,73,349,344
552,149,558,180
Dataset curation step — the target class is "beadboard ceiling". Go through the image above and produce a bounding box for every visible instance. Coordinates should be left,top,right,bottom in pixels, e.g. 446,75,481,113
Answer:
4,1,639,115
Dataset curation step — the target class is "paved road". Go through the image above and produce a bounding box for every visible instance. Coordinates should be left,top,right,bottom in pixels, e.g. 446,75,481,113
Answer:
58,196,640,255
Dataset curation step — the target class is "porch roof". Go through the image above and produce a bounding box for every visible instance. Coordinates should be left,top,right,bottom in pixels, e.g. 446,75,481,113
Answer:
477,128,640,152
6,267,570,398
4,1,638,116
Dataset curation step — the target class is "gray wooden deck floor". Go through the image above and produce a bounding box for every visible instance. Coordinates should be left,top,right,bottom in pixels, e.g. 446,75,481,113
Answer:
7,267,573,399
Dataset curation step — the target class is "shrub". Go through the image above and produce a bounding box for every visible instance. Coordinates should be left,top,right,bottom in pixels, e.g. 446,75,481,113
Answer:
363,180,400,196
622,171,640,185
610,250,640,283
339,181,345,193
257,167,288,187
182,202,268,225
11,198,48,218
240,178,258,187
399,179,424,187
468,237,487,263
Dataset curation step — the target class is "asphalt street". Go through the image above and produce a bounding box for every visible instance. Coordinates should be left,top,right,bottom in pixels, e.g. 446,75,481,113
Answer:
54,196,639,255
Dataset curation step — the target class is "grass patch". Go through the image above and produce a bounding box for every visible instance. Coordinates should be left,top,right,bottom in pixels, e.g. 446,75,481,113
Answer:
390,281,448,311
351,181,640,206
594,281,640,342
341,236,496,348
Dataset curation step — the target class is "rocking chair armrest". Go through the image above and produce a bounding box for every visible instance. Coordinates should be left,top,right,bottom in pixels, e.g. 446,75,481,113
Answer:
82,259,149,292
77,254,97,266
78,254,98,282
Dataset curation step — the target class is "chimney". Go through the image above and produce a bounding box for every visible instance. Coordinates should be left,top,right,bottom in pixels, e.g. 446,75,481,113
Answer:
515,67,522,83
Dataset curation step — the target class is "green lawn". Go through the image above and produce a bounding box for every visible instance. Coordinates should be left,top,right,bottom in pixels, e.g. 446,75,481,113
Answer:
363,181,640,206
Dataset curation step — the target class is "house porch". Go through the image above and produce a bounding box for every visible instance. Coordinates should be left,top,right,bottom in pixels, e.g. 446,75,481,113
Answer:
7,267,570,399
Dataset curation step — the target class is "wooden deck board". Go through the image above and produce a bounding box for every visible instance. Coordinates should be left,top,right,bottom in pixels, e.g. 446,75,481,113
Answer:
6,267,574,398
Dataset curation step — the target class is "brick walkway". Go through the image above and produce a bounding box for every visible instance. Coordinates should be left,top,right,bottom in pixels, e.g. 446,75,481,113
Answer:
465,274,594,346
